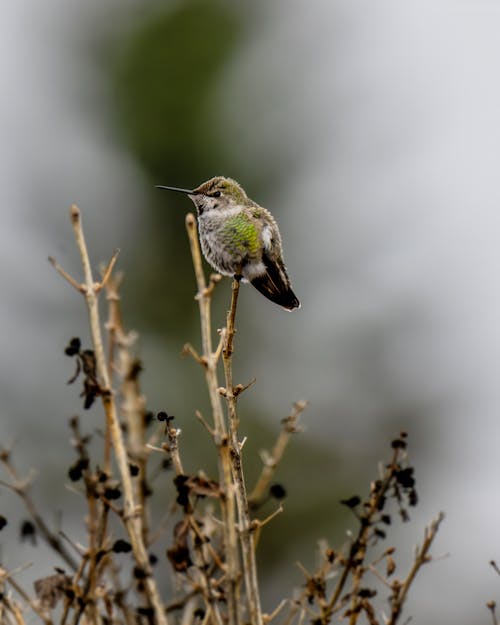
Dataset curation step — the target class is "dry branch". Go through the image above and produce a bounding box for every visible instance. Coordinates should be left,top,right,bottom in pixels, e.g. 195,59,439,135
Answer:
51,205,167,625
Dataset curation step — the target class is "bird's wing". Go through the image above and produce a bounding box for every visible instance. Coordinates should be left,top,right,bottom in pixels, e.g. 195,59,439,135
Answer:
251,251,300,310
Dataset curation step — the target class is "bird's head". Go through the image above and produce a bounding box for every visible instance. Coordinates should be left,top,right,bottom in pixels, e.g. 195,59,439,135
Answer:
157,176,248,215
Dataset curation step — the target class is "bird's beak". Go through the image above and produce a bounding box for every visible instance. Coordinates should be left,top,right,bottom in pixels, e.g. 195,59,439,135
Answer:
155,185,199,195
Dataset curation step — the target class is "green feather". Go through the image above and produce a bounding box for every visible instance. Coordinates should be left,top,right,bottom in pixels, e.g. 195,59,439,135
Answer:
222,214,260,255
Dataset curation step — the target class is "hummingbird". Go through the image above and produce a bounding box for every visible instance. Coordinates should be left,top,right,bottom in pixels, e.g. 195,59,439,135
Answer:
157,176,300,310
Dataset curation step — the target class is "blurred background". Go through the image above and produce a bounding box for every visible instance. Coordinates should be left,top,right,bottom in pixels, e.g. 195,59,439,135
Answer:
1,0,499,622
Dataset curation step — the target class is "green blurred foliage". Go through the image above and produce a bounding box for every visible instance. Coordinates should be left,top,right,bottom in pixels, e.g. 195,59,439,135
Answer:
113,2,241,182
111,1,245,333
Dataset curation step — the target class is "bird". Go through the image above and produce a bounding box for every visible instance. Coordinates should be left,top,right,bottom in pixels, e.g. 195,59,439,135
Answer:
157,176,300,310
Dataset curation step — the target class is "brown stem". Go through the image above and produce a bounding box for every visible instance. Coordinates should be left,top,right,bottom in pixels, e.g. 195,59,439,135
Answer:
185,213,241,625
0,454,78,571
249,401,306,507
222,276,263,625
323,448,401,621
387,512,445,625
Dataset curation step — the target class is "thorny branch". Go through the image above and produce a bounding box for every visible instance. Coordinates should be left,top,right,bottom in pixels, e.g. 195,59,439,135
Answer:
50,205,168,625
222,276,263,625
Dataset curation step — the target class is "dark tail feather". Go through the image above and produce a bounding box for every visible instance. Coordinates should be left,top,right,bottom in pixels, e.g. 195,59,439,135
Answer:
250,255,300,311
251,276,300,310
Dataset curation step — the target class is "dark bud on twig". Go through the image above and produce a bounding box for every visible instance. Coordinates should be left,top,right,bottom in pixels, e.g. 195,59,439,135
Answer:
394,467,415,489
95,549,107,564
167,543,192,572
68,465,82,482
174,475,190,509
325,548,336,563
66,347,102,409
133,566,148,580
97,469,109,483
112,539,132,554
269,483,287,500
0,515,7,530
376,495,386,511
341,495,361,509
149,553,158,566
126,358,143,381
64,337,81,356
391,437,407,450
194,608,206,620
129,463,140,477
104,487,122,500
157,411,174,423
20,519,36,545
305,576,326,604
83,390,97,410
142,481,153,497
68,458,89,481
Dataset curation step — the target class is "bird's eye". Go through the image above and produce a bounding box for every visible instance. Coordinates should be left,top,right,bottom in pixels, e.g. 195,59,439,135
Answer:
212,191,221,198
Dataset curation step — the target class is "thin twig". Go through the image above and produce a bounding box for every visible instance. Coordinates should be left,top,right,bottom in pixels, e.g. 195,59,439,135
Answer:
182,342,205,365
102,268,124,471
487,601,498,625
96,250,120,294
0,453,78,571
195,410,215,437
0,568,53,625
2,595,27,625
387,512,445,625
48,256,83,292
264,599,289,624
249,401,307,506
222,275,263,625
165,421,184,476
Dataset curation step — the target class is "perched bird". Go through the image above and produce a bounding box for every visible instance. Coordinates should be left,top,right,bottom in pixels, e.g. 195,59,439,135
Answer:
157,176,300,311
